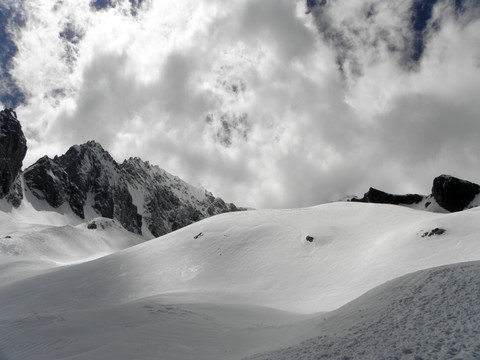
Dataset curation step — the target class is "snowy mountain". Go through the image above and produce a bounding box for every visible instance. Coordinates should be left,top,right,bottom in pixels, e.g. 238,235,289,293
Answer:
23,141,241,238
0,108,242,238
1,202,480,359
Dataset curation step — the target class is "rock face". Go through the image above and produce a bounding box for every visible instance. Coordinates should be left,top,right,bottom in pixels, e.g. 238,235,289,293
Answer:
0,108,27,207
431,175,480,212
351,188,423,206
24,141,241,238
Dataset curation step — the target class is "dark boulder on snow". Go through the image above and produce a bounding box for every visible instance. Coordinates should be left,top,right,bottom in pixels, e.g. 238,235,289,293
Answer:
421,228,446,237
431,175,480,212
351,187,423,206
0,108,27,207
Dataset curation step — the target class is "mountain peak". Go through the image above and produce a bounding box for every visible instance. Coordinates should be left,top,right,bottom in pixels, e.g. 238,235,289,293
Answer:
64,140,115,163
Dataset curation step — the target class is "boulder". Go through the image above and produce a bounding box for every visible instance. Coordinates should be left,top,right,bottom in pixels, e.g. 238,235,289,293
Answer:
432,175,480,212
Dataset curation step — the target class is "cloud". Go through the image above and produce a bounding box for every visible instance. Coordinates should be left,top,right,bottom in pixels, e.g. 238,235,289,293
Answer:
5,0,480,208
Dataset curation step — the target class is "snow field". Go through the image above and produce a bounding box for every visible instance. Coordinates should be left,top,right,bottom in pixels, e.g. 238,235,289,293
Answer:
1,202,480,359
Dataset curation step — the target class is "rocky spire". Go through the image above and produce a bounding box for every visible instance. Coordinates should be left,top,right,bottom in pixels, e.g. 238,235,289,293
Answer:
0,108,27,207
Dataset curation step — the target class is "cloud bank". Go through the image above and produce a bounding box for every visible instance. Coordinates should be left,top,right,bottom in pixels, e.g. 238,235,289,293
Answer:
2,0,480,208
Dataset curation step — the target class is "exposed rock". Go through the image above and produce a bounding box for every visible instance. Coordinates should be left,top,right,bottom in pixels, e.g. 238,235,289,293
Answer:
24,156,71,208
306,235,314,242
351,187,424,206
87,223,97,230
350,175,480,213
0,108,27,207
122,156,241,237
421,228,446,238
431,175,480,212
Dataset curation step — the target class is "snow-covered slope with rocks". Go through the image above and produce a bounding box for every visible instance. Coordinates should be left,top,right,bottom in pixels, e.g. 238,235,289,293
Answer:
0,211,143,286
1,202,480,359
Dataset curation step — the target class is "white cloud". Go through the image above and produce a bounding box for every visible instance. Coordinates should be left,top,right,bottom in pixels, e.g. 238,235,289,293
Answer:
7,0,480,208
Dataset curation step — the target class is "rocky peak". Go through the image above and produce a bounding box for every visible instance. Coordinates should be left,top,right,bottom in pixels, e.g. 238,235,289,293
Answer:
24,141,141,234
0,108,27,207
56,141,121,191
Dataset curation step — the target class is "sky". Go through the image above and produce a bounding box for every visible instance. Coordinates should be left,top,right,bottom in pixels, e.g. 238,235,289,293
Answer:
1,0,480,209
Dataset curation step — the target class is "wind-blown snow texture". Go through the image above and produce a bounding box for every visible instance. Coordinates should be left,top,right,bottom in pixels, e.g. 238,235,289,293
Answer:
1,202,480,359
247,261,480,360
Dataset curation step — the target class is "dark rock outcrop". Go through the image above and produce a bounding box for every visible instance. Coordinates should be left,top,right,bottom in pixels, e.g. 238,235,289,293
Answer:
350,175,480,213
0,108,27,207
121,156,240,237
431,175,480,212
24,142,143,235
351,187,424,206
24,141,242,238
421,228,446,237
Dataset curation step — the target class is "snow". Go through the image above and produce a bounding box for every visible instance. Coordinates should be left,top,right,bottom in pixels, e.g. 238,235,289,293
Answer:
0,210,143,285
404,194,450,213
1,201,480,359
468,192,480,208
82,191,99,220
247,261,480,360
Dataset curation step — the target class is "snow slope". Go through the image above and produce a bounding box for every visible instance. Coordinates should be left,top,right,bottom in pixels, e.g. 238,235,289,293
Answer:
247,261,480,360
0,209,143,285
1,202,480,359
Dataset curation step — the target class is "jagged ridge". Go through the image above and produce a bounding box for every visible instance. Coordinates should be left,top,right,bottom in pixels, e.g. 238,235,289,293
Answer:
23,141,241,238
